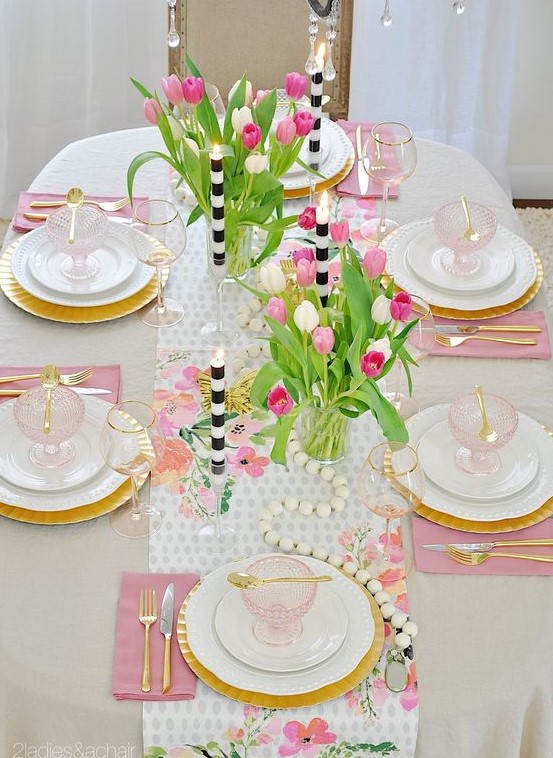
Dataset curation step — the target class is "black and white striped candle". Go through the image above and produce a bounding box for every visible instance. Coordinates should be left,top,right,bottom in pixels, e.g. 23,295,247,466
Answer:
315,190,329,306
210,351,226,477
210,145,225,270
308,47,324,169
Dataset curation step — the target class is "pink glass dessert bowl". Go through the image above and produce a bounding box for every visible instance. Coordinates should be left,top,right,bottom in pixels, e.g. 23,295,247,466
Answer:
433,200,497,276
45,205,108,280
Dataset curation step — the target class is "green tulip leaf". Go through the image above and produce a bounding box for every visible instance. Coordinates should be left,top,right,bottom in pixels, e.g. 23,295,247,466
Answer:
250,361,285,408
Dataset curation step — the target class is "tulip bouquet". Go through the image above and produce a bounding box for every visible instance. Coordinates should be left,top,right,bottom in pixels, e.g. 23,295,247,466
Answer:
127,57,317,277
245,223,420,466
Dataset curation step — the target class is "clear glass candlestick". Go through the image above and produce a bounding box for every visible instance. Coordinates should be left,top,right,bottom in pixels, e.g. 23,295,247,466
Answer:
196,467,239,554
200,268,238,346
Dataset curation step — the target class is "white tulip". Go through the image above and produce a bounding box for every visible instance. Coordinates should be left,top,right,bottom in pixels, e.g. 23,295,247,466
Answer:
183,136,200,158
244,153,268,175
371,294,391,325
370,336,392,362
260,263,287,295
168,115,184,141
229,79,253,106
231,105,253,135
293,300,319,333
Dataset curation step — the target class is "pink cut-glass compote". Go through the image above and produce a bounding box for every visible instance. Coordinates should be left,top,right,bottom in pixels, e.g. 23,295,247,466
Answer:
448,392,518,475
240,556,317,646
45,205,108,280
13,385,85,468
433,199,497,276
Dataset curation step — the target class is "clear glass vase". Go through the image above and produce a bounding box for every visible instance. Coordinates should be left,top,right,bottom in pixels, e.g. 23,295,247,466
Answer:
205,224,254,281
299,406,350,465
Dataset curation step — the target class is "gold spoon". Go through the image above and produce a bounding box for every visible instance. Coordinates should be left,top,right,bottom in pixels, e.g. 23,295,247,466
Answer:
460,195,481,242
66,187,84,245
227,571,333,590
474,384,498,443
41,364,60,435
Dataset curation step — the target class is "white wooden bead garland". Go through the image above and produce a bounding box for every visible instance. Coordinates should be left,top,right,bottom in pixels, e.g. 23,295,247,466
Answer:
257,429,418,665
231,341,272,376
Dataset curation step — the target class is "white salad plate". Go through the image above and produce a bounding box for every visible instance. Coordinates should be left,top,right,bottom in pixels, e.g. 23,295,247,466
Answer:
185,554,375,695
417,419,539,502
0,396,125,510
214,587,348,673
383,219,537,310
404,224,515,294
11,223,153,307
408,405,553,521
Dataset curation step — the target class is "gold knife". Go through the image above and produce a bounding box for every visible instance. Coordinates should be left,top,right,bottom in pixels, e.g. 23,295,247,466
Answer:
24,212,49,221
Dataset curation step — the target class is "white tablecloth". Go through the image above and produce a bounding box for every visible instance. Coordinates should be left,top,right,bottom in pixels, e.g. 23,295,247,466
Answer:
1,127,552,758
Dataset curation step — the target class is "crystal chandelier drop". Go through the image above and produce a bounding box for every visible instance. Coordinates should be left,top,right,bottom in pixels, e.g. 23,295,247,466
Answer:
167,0,180,48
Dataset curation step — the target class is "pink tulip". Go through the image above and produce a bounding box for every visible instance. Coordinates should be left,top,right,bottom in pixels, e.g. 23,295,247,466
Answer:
143,98,162,125
285,72,308,101
267,385,294,416
298,206,316,230
275,117,297,146
363,246,387,279
292,247,315,264
390,292,413,321
254,89,271,105
267,296,287,325
296,258,317,287
360,350,386,378
293,109,316,137
312,326,335,355
161,74,184,105
181,76,204,105
241,122,262,151
330,221,350,248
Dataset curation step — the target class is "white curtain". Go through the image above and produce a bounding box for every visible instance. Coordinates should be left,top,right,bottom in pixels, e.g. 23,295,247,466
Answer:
349,0,522,196
0,0,167,217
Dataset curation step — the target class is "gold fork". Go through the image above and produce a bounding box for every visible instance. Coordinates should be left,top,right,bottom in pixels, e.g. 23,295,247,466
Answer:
0,367,93,386
138,588,158,693
434,333,537,348
446,545,553,566
30,197,130,212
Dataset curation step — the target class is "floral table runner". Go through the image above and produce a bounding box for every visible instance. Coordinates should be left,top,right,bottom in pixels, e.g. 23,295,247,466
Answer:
142,193,419,757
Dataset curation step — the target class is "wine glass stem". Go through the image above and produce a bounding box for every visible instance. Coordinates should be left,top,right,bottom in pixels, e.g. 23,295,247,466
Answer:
130,476,142,520
378,184,390,237
383,517,392,561
155,268,165,313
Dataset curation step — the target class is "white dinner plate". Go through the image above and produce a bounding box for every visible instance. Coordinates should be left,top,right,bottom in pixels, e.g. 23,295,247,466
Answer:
11,223,153,307
417,419,539,502
383,219,537,310
408,405,553,521
214,587,348,673
0,397,126,510
280,119,353,193
186,554,375,695
404,224,515,294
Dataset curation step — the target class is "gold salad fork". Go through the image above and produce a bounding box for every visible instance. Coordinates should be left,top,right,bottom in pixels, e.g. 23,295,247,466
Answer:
446,545,553,566
434,333,537,348
30,197,130,212
0,367,93,386
139,588,158,693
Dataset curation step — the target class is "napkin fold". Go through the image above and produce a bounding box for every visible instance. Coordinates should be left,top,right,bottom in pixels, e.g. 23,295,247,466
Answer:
335,120,399,199
412,517,553,575
13,192,148,233
112,571,199,701
430,311,551,360
0,364,121,405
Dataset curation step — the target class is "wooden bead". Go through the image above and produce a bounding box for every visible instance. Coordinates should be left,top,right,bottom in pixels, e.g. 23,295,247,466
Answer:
312,546,329,561
264,530,281,547
305,459,321,475
316,502,332,518
295,542,312,556
284,497,299,511
320,466,336,481
236,350,249,362
279,537,295,552
335,486,350,499
299,500,314,515
355,569,371,584
236,313,250,328
237,305,251,316
391,612,408,629
380,602,396,619
332,474,348,488
249,299,262,313
287,440,302,454
367,579,383,594
394,632,411,650
232,359,246,372
327,553,343,567
249,317,264,332
246,343,261,358
257,508,273,522
374,591,391,606
288,429,298,441
257,520,273,534
402,621,418,638
262,343,272,358
268,500,283,516
329,497,345,512
294,451,309,467
343,561,357,575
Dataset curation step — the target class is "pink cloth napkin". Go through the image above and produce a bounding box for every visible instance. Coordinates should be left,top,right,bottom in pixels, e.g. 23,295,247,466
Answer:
12,192,147,233
112,571,199,701
413,517,553,575
430,311,551,360
0,364,120,404
335,120,399,199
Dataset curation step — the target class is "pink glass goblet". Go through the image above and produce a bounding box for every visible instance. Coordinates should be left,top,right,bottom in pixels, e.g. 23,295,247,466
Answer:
239,556,317,646
13,385,85,468
45,205,108,280
433,200,497,276
448,392,518,476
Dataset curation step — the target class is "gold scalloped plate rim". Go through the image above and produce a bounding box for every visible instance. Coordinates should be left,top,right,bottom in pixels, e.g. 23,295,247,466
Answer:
283,149,355,199
382,248,543,320
0,236,165,323
177,568,384,708
0,473,146,525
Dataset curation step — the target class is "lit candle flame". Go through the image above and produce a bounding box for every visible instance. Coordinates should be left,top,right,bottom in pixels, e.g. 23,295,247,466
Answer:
215,349,225,362
211,143,222,158
316,43,326,70
320,190,329,210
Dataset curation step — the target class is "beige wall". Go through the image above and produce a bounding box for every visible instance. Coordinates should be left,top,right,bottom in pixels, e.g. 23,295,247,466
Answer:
507,0,553,198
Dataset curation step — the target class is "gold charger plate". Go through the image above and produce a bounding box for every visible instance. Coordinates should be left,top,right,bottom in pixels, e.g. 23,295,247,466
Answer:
383,251,543,320
283,150,355,199
177,569,385,708
0,236,164,323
